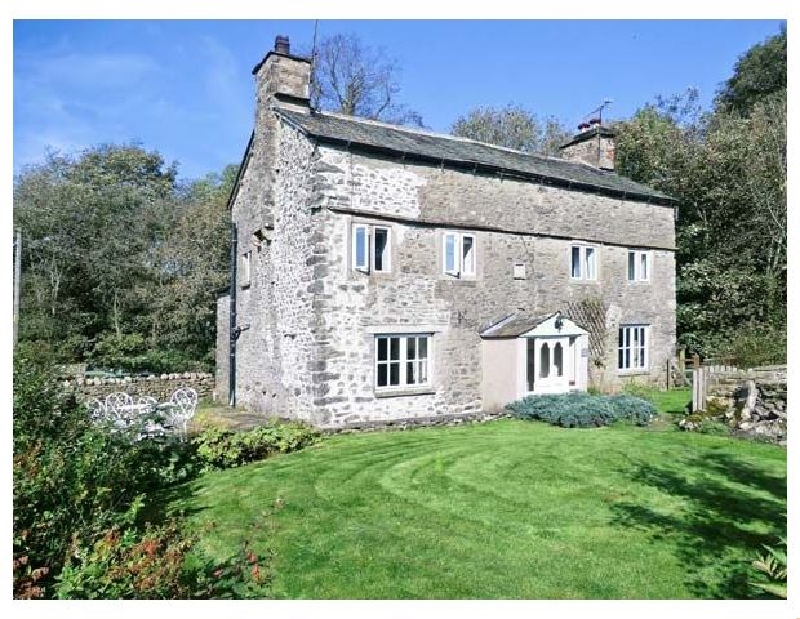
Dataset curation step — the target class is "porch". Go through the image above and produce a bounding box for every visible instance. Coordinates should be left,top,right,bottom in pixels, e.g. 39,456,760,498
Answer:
480,312,589,410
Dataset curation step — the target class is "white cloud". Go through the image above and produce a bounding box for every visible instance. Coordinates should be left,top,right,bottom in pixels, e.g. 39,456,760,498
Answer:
13,33,253,179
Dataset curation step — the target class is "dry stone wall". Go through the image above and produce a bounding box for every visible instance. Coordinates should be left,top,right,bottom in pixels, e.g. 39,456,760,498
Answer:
61,373,215,403
705,365,787,444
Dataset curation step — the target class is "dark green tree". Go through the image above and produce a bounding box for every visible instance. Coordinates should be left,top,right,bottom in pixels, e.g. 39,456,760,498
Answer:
716,24,787,115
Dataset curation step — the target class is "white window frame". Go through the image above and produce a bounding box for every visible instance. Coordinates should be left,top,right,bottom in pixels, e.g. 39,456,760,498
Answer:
461,234,476,277
240,250,252,288
627,249,651,282
371,226,391,273
442,231,476,278
618,325,649,372
374,333,433,391
570,244,597,281
352,224,370,273
352,223,393,274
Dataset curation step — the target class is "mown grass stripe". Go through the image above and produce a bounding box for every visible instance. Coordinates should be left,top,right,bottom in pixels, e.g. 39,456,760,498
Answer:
176,419,785,599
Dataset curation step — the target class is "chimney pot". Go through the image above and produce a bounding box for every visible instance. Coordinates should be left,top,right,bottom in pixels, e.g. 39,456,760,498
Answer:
275,35,290,55
578,122,590,133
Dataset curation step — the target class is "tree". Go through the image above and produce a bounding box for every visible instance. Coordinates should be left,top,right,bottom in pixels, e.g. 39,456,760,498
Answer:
310,33,422,126
151,166,236,365
450,104,571,156
13,145,236,371
716,25,786,115
14,145,177,360
615,84,786,358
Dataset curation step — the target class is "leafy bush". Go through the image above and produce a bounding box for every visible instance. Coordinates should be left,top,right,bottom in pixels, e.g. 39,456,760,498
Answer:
717,324,786,369
750,536,787,598
506,393,656,428
193,423,321,470
13,354,197,598
56,522,271,600
86,331,209,374
13,350,317,598
607,395,658,422
698,420,731,436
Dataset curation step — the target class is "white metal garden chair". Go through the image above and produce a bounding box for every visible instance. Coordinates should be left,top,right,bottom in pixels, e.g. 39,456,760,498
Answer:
168,387,198,440
136,396,164,439
104,391,133,411
104,392,136,431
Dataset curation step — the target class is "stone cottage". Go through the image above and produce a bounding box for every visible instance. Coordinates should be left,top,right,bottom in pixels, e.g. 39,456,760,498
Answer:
216,36,678,427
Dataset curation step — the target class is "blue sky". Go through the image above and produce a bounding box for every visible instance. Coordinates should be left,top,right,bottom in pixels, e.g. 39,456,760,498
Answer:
13,19,785,181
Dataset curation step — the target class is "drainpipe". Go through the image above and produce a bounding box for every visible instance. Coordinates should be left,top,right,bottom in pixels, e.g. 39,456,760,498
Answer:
229,222,237,407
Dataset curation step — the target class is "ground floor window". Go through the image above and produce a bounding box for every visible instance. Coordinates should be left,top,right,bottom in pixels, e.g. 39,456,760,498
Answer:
375,334,431,389
618,325,649,371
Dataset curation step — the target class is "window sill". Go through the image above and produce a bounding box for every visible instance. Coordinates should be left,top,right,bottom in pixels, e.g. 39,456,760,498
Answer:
569,278,599,284
352,269,394,277
240,282,251,289
441,275,478,282
618,369,650,376
374,387,436,398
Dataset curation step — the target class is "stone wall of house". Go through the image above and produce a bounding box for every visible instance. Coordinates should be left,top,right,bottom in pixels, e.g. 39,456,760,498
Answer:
230,116,319,420
215,295,231,404
224,110,676,426
313,146,675,250
62,373,215,403
297,142,676,426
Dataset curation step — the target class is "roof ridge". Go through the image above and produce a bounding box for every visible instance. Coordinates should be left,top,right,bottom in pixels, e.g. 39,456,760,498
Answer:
272,106,676,205
295,108,589,169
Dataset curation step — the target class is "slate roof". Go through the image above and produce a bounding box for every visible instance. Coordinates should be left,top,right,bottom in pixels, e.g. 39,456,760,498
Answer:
276,108,677,206
479,313,552,339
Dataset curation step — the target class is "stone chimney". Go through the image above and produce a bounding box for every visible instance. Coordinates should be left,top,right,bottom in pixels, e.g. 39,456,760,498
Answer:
252,35,312,114
559,120,616,171
245,36,313,215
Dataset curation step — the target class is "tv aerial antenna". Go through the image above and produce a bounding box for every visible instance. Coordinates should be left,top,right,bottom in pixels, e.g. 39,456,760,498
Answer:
584,98,614,124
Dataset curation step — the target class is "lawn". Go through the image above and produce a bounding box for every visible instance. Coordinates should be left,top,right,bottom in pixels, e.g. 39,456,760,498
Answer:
172,406,785,599
644,387,692,415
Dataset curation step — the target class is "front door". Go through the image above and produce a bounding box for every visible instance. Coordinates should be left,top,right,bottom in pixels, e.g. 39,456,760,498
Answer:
529,336,569,394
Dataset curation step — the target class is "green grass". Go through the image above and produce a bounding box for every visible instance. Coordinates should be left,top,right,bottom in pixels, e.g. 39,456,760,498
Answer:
622,386,692,416
172,418,785,599
646,388,692,415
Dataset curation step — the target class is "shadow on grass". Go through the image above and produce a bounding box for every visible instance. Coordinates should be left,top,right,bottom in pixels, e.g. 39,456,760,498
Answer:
611,449,786,599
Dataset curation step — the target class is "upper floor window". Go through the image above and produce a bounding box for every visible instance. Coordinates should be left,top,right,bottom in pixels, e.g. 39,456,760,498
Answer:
443,232,476,277
627,250,650,282
240,251,252,288
352,223,391,274
375,334,431,390
571,245,597,281
618,325,649,371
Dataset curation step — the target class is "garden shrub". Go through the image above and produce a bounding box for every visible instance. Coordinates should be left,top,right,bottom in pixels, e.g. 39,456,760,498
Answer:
193,423,321,470
14,354,196,598
56,521,271,599
698,420,732,436
750,536,787,599
14,350,318,598
86,331,210,374
505,393,656,428
607,395,658,423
